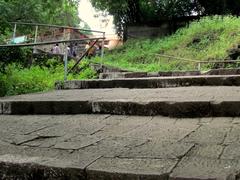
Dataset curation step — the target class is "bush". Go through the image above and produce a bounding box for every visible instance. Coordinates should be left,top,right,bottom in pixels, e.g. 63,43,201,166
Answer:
0,59,97,97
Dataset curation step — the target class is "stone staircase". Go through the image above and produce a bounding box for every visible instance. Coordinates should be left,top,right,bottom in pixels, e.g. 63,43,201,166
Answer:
1,70,240,179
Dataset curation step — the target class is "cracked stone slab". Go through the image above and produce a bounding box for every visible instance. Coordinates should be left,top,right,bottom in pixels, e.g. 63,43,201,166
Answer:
0,143,103,171
10,134,40,145
182,126,231,144
119,141,194,159
87,157,178,180
221,144,240,160
224,126,240,145
23,137,59,148
186,144,224,159
54,135,102,150
0,154,86,180
93,116,152,138
81,136,149,158
170,157,240,180
121,117,199,143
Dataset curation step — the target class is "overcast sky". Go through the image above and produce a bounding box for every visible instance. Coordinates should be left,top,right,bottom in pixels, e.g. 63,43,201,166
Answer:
78,0,116,36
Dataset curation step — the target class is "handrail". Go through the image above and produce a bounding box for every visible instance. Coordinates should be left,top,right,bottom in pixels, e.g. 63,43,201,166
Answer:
68,39,99,74
155,53,240,64
9,22,105,34
155,54,198,62
155,53,240,70
2,22,106,81
0,37,105,47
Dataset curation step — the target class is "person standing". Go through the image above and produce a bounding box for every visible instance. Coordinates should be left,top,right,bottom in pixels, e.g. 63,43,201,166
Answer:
52,44,61,54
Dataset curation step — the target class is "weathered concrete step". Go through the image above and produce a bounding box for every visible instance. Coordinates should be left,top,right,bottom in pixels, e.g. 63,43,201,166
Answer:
0,155,175,180
90,63,131,73
0,154,85,179
2,153,240,180
99,71,200,79
59,75,240,89
0,115,240,179
1,87,240,117
99,68,240,79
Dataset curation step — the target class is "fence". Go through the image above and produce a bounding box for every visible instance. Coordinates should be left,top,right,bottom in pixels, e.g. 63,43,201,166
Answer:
0,22,106,81
155,54,240,71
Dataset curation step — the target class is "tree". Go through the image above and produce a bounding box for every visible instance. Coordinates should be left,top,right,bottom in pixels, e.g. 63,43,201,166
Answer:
0,0,81,35
0,0,81,69
90,0,196,40
198,0,240,15
90,0,240,40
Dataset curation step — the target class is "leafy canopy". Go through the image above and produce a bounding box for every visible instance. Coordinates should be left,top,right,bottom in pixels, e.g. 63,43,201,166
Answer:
90,0,240,37
0,0,80,33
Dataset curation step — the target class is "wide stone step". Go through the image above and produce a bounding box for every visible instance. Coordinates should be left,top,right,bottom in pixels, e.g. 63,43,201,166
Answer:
59,75,240,89
0,115,239,179
99,68,240,79
1,87,240,117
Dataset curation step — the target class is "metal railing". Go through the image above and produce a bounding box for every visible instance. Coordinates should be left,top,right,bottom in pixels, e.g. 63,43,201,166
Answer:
0,22,106,81
155,54,240,71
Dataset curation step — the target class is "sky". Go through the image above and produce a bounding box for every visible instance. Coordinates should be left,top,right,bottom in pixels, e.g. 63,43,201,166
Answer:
78,0,116,37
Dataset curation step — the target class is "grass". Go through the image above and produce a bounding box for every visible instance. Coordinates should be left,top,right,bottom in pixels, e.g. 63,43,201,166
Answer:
93,16,240,72
0,59,97,97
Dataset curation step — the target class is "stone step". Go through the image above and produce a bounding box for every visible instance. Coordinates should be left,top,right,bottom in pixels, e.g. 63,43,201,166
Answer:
0,115,239,179
99,71,200,79
59,75,240,90
1,87,240,117
99,68,240,79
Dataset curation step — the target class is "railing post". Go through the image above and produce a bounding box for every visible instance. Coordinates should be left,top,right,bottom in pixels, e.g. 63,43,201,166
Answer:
63,28,68,81
12,23,17,43
33,25,38,53
101,32,105,66
198,62,201,71
64,44,68,81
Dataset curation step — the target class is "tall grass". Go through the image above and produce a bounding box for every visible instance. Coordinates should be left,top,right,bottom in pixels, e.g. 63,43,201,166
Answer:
93,16,240,72
0,59,97,97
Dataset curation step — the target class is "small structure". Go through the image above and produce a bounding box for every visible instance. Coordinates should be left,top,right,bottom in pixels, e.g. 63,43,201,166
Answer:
36,28,89,57
88,34,123,50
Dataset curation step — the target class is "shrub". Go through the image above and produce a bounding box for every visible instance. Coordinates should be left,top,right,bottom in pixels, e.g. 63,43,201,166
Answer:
0,59,97,97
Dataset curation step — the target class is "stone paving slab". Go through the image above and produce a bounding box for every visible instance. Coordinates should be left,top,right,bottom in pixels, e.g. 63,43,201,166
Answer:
86,157,178,180
170,157,240,180
0,115,239,179
61,75,240,89
1,87,240,117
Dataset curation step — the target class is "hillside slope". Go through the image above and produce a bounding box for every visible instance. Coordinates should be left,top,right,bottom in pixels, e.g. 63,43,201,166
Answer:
93,16,240,72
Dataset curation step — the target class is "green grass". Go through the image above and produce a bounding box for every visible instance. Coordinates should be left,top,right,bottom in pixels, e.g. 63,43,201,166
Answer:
93,16,240,72
2,16,240,96
0,59,97,97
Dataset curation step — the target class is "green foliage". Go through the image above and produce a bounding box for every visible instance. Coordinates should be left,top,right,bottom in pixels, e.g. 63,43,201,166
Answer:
90,0,240,37
0,59,97,97
0,0,80,34
92,16,240,72
198,0,240,15
0,47,32,72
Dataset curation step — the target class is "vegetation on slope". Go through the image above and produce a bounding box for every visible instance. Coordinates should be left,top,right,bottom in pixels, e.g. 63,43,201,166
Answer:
93,16,240,72
0,59,97,97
